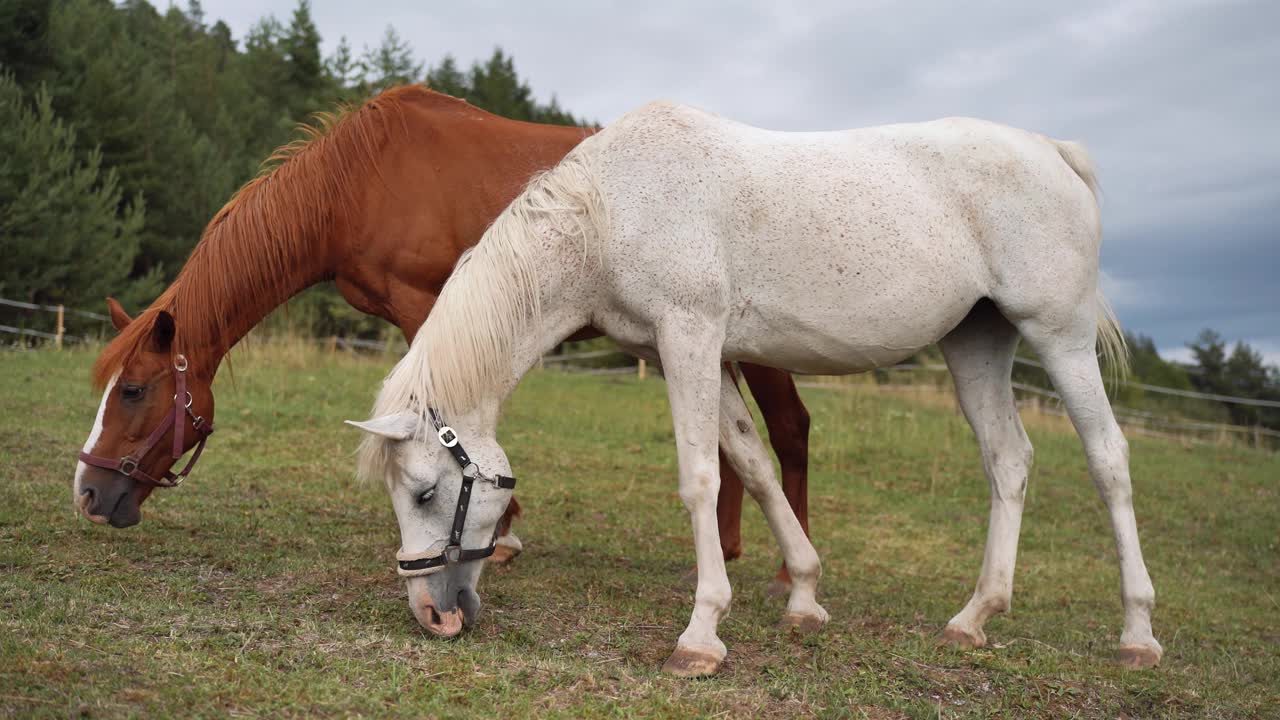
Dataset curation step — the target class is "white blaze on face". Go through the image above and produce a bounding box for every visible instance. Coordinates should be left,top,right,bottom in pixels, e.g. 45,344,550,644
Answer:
74,373,117,497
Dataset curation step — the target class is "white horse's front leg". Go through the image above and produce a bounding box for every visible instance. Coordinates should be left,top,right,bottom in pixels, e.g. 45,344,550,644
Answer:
656,318,733,678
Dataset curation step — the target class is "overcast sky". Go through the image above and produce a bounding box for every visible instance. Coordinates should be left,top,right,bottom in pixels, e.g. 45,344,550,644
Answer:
210,0,1278,365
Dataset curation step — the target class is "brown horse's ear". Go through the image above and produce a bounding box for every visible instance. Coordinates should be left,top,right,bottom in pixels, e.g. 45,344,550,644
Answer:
105,297,133,331
151,310,175,352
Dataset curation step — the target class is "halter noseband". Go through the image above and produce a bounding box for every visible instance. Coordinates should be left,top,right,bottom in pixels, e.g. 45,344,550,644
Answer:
77,354,215,488
395,409,516,578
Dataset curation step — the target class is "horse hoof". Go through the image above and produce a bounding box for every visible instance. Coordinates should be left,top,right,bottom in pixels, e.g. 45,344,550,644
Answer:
938,623,986,650
779,612,827,636
765,577,792,598
488,534,522,565
488,544,519,564
1115,643,1162,670
662,645,724,678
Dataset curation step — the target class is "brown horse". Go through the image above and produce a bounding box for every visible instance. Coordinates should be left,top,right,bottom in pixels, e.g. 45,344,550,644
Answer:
73,86,812,584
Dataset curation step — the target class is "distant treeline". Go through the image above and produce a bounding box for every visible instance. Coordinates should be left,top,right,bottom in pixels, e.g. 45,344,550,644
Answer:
0,0,583,335
2,0,1276,429
1008,330,1280,431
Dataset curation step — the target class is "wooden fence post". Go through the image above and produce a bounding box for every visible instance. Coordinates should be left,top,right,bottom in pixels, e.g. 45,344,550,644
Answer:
55,305,64,351
637,358,646,381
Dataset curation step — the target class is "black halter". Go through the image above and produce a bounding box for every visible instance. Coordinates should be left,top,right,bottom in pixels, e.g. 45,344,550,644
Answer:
395,409,517,577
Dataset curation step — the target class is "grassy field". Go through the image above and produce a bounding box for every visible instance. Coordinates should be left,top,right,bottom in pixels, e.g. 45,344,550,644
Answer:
1,345,1277,719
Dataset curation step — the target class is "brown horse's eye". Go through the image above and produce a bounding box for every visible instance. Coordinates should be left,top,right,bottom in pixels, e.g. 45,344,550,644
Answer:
121,384,145,401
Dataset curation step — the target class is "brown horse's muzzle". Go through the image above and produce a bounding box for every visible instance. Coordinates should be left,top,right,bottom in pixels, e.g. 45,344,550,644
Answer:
76,467,146,528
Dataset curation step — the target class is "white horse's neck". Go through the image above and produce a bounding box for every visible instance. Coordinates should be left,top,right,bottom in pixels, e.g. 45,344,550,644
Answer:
393,146,608,421
491,226,600,405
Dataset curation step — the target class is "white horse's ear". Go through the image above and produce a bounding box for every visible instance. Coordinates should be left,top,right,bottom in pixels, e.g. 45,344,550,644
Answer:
345,411,419,440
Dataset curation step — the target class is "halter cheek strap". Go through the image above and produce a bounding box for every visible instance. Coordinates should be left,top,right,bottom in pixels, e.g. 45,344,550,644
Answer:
395,409,516,578
77,354,215,488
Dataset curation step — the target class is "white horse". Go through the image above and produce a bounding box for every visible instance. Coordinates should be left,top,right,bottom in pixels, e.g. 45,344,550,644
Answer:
348,102,1161,676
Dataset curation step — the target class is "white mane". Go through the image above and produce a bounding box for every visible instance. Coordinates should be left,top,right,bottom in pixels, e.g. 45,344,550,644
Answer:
356,145,607,482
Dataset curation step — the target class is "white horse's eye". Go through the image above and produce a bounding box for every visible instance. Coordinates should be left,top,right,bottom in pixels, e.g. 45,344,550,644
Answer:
416,488,435,506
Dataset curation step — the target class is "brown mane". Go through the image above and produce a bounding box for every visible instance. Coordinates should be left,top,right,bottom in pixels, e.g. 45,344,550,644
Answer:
91,85,436,387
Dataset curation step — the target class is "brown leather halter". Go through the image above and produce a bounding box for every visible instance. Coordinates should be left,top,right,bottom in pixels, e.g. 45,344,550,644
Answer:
78,354,214,488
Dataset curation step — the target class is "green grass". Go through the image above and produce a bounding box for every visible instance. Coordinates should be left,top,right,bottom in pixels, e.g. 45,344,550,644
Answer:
2,346,1277,719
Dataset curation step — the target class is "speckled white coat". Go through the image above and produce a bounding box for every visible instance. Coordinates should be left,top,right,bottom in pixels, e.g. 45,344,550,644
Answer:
354,102,1161,675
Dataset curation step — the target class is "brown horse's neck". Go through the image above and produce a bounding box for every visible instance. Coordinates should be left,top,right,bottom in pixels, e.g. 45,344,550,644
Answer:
96,87,593,386
171,237,331,377
157,108,377,377
323,90,593,341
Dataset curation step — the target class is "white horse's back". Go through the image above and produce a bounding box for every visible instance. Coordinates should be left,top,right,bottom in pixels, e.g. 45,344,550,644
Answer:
585,103,1103,373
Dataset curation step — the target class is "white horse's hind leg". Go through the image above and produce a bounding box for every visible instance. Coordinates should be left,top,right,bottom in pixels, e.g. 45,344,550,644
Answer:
1021,317,1162,669
656,316,734,677
716,368,827,632
937,304,1032,650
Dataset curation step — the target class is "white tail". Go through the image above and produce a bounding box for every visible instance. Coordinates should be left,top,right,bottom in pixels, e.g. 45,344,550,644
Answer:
1051,139,1099,198
1051,138,1129,381
1095,288,1130,383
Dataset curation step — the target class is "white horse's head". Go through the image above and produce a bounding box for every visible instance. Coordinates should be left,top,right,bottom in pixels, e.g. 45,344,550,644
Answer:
346,144,604,638
348,406,514,638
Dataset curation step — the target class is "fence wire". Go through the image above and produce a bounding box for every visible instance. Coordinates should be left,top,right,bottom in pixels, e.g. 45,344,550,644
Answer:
4,295,1274,450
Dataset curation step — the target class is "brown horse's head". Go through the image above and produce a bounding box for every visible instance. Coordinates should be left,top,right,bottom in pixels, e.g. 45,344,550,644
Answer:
74,299,216,527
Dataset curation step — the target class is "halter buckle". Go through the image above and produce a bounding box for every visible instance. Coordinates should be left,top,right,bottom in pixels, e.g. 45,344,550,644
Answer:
444,545,462,564
437,426,459,448
118,457,138,476
173,354,188,372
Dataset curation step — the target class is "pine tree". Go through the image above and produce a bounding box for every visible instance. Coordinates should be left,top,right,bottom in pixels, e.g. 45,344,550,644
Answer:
360,26,423,92
467,48,534,120
326,36,360,91
1188,329,1280,428
534,94,580,126
241,16,296,156
45,0,237,286
0,0,52,87
426,55,467,98
186,0,205,30
0,73,152,326
459,48,580,126
1125,332,1193,390
282,0,326,111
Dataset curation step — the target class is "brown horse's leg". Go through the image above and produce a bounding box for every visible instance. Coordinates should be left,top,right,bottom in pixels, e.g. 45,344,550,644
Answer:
490,496,523,564
495,496,521,537
715,365,747,566
739,364,811,595
716,447,746,563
